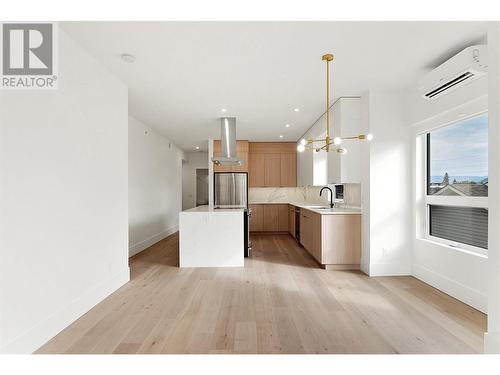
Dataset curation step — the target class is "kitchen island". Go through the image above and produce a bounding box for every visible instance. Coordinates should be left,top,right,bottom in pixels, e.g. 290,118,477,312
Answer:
178,205,245,267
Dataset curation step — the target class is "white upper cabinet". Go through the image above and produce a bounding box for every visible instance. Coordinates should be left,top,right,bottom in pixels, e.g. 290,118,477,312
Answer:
297,97,362,186
327,98,362,184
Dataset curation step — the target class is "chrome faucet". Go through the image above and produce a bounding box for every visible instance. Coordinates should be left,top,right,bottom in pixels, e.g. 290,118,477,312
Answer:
320,186,334,208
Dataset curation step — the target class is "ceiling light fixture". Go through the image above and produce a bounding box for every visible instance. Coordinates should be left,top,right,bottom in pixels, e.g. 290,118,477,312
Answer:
120,53,136,63
195,146,200,150
294,108,300,112
221,108,227,113
279,135,284,138
285,124,290,128
297,53,373,154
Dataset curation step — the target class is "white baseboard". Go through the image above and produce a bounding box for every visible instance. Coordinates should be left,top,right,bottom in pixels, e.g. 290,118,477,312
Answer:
412,264,487,314
368,262,411,277
484,332,500,354
0,268,130,354
128,225,178,257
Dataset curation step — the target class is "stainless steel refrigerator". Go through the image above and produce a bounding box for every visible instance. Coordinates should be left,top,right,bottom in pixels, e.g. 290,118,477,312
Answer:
213,172,251,257
214,172,248,208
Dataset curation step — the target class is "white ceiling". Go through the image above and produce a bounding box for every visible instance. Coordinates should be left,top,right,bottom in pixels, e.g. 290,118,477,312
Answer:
61,22,487,151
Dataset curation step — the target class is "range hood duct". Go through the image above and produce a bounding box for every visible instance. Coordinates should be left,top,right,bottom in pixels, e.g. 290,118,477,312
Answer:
212,117,243,166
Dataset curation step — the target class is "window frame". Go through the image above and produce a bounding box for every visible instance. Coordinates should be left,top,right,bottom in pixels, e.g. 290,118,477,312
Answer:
424,112,488,256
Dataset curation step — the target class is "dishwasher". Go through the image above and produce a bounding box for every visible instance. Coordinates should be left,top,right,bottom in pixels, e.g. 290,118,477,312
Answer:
295,207,301,242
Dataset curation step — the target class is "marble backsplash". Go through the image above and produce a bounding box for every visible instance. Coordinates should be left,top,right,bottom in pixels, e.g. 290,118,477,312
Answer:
249,184,361,208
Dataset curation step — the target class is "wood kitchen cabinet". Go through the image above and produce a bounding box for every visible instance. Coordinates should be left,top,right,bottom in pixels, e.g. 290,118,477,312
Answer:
320,214,361,266
249,204,288,233
249,204,264,232
300,209,321,261
280,153,297,187
263,205,279,231
248,153,265,187
278,204,288,232
213,140,249,172
248,142,297,187
231,141,249,173
264,154,281,187
299,207,361,269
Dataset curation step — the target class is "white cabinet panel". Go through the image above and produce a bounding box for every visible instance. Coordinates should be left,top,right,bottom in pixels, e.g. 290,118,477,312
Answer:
327,98,362,184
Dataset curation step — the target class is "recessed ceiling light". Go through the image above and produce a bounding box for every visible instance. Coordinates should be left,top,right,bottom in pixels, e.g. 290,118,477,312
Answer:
279,135,284,138
285,124,290,128
120,53,136,63
294,108,300,112
221,108,227,113
195,146,200,150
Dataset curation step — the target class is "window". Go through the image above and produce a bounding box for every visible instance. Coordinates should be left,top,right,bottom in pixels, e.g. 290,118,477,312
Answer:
425,113,488,253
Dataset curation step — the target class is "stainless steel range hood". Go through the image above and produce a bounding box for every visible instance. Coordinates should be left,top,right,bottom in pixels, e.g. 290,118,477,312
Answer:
211,117,243,166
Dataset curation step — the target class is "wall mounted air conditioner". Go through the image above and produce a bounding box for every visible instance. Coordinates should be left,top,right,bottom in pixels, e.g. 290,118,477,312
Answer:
419,45,488,100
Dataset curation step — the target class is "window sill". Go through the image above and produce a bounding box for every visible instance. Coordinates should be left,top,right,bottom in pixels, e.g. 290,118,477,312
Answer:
416,237,488,259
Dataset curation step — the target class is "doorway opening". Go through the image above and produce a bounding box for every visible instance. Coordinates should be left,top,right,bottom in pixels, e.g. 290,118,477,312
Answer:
196,168,209,206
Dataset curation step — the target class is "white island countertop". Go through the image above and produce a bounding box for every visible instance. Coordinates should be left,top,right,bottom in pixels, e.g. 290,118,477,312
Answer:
182,205,246,213
249,201,361,215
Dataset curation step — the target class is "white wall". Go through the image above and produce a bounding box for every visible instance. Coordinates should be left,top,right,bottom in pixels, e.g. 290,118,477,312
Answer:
128,116,183,257
485,24,500,352
360,93,371,273
360,91,413,276
405,74,489,313
208,138,214,208
0,29,129,353
182,151,209,210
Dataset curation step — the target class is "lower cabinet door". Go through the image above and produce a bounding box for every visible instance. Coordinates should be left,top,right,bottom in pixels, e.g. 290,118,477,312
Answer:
249,204,264,232
299,209,322,263
263,205,279,231
311,212,322,262
278,204,288,232
299,211,310,251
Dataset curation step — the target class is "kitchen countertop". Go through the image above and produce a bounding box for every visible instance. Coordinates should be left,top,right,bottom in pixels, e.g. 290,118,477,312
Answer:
249,201,361,215
182,205,246,213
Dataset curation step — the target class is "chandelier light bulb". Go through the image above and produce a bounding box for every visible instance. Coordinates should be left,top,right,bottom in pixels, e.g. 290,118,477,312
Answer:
337,148,348,155
333,137,342,145
297,144,306,152
300,138,307,146
366,133,374,141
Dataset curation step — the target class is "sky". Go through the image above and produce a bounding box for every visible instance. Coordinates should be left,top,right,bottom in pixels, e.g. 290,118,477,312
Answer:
430,113,488,178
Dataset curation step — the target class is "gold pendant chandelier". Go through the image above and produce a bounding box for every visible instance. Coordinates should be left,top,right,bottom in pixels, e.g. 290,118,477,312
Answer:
297,53,373,154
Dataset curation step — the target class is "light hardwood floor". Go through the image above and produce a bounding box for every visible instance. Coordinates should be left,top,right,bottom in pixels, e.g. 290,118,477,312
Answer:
36,233,486,354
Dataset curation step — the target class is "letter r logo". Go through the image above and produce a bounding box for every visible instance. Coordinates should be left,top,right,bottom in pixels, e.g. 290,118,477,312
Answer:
2,23,53,75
